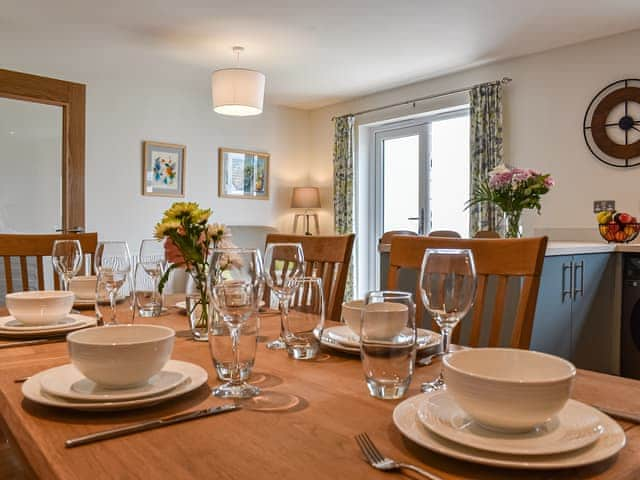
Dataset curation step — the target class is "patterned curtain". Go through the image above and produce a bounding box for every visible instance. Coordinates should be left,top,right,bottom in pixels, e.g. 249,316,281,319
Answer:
333,115,355,299
469,82,504,236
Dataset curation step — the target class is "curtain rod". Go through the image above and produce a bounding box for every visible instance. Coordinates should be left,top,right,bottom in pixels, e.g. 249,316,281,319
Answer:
332,77,512,121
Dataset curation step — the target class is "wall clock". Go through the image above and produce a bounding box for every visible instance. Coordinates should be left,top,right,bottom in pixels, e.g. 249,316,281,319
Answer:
583,79,640,168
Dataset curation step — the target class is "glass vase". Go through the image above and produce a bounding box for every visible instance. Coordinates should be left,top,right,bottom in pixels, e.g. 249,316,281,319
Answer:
186,265,210,341
503,211,523,238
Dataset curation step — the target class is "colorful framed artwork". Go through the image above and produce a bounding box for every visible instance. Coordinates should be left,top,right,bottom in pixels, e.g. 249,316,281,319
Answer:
142,141,186,197
218,148,270,200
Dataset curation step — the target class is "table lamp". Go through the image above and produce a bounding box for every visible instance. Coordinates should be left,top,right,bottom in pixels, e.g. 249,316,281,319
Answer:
291,187,321,235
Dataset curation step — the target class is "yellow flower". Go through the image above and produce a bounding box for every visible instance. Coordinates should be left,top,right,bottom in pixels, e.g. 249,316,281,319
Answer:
164,202,199,220
207,223,225,240
154,219,181,239
192,208,212,224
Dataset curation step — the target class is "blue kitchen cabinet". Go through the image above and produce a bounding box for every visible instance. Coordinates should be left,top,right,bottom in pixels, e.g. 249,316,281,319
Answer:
529,256,572,360
531,253,617,374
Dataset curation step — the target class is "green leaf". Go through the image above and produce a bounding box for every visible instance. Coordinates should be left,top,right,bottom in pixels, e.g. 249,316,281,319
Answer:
158,263,179,294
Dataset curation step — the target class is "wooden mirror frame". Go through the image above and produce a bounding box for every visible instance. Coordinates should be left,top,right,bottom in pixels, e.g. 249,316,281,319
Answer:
0,69,85,231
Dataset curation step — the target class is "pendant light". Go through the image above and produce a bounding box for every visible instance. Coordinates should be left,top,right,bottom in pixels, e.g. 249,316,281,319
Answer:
211,46,265,117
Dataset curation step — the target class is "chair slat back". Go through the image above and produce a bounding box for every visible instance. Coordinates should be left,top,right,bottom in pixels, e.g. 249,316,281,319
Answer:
387,236,547,349
264,234,355,321
0,233,98,293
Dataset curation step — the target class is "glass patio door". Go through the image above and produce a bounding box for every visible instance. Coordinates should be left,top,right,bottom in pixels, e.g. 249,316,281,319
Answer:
374,124,429,237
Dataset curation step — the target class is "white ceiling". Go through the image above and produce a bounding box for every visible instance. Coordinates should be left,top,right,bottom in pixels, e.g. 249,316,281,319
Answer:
2,0,640,109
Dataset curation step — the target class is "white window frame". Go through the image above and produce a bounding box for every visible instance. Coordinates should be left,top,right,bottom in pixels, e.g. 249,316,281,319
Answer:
363,107,470,292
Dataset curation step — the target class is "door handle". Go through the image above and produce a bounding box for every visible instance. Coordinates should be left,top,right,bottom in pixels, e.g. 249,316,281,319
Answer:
407,208,425,235
573,261,584,299
561,262,573,303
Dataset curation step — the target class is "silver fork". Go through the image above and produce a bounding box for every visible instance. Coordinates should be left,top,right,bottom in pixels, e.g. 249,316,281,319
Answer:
355,433,443,480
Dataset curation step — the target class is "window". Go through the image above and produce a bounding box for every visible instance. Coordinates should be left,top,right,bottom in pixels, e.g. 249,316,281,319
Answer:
362,107,470,291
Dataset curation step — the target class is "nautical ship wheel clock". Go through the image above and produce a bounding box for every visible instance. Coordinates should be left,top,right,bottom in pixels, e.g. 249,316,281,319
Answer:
583,79,640,168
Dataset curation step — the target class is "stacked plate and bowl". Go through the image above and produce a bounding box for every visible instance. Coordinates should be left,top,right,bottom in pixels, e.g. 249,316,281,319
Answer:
1,291,95,338
22,324,208,411
320,300,441,355
394,348,626,469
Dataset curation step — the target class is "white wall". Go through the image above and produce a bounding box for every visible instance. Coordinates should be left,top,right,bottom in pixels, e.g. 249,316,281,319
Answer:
0,41,310,252
309,29,640,238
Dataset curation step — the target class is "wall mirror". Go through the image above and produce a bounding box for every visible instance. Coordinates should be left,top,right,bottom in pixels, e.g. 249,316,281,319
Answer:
0,69,85,233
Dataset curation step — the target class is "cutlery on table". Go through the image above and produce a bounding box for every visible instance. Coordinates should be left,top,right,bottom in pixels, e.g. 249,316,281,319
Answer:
65,403,240,448
355,432,443,480
594,405,640,424
0,338,66,349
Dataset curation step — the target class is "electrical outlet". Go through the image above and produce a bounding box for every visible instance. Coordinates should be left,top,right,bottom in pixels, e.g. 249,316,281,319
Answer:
593,200,615,213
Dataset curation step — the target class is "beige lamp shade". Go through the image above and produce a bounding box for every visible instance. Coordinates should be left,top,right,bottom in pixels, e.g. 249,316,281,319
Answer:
291,187,321,209
211,68,266,116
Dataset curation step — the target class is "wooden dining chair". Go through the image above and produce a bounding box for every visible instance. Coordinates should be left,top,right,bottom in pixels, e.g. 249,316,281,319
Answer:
387,235,547,349
264,233,355,321
0,233,98,292
474,230,501,239
428,230,462,238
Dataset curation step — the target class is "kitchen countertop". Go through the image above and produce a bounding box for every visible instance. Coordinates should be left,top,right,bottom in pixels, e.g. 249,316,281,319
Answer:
378,239,640,256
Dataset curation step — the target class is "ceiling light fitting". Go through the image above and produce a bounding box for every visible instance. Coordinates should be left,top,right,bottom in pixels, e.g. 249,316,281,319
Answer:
212,46,266,117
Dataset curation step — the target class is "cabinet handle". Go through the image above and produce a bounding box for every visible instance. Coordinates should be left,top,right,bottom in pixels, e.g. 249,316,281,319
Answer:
562,262,573,303
573,261,584,299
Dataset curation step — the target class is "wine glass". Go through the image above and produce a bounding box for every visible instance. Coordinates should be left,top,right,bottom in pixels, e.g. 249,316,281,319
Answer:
94,241,132,325
51,240,83,291
419,248,476,392
208,247,264,398
263,243,305,350
139,239,167,312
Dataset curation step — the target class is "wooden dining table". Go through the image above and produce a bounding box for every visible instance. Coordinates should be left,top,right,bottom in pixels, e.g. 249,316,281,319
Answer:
1,300,640,479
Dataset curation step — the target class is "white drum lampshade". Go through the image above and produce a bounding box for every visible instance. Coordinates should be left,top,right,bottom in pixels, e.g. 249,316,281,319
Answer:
291,187,321,209
211,68,266,117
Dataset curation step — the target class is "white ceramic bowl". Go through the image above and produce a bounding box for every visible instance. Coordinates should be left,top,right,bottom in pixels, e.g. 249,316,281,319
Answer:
5,290,75,326
342,300,407,338
341,300,364,334
69,275,97,300
443,348,576,432
67,324,175,388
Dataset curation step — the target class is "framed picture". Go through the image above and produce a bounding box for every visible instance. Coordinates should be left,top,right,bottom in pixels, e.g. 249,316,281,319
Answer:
142,141,186,197
218,148,270,200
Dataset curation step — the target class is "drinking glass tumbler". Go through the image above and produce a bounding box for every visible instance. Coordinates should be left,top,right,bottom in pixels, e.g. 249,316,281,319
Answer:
132,262,162,318
284,277,325,359
95,269,132,325
209,314,260,382
360,291,416,400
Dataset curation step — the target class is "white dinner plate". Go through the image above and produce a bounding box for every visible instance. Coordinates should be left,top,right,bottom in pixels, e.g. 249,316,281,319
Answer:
0,314,96,338
393,394,626,470
320,325,440,355
40,364,187,402
23,360,208,412
0,315,86,331
417,391,603,456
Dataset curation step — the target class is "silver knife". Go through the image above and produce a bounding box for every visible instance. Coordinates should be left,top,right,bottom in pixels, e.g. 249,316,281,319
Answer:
65,403,239,448
594,405,640,424
0,338,66,349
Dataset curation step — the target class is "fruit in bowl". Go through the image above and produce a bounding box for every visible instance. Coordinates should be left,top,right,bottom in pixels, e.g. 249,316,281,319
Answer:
597,210,640,243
